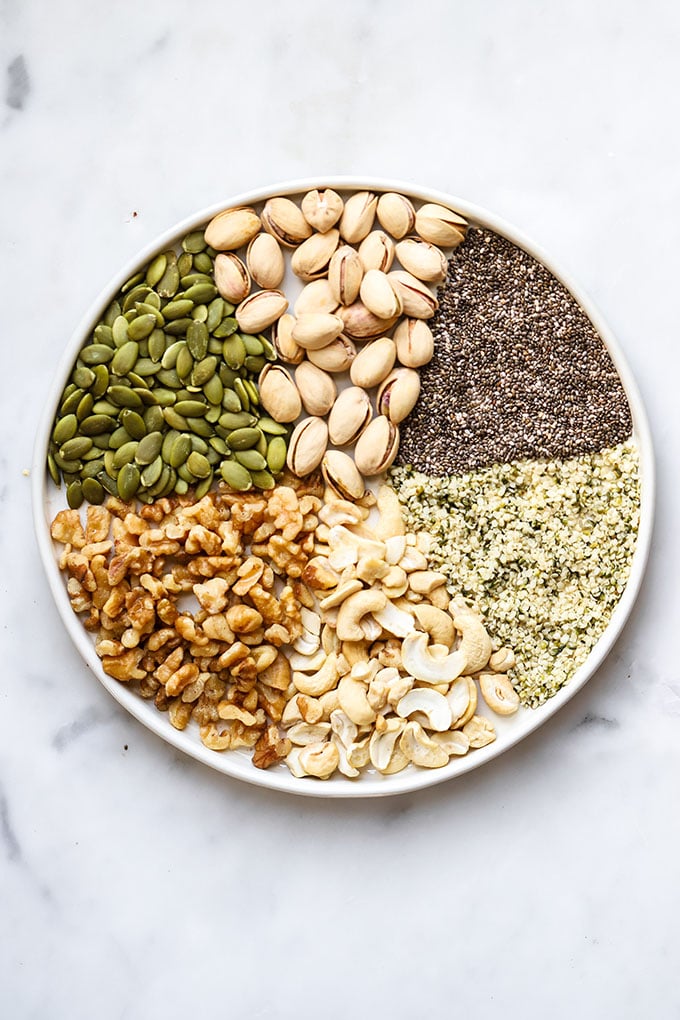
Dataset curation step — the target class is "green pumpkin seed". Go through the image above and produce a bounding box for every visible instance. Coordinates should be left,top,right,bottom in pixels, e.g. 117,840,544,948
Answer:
221,389,242,413
233,378,250,411
91,435,112,451
60,436,93,460
218,411,255,430
156,368,182,389
80,344,114,366
194,473,213,499
203,374,223,406
91,399,119,415
168,433,192,468
93,324,114,346
215,316,239,340
161,340,185,370
227,427,262,451
204,404,221,424
258,416,288,436
260,335,277,361
256,432,267,456
73,365,96,389
174,399,208,417
134,300,164,325
164,317,194,337
182,230,207,254
174,478,189,495
112,315,129,346
163,298,194,321
111,340,139,376
112,441,139,469
145,253,167,288
81,478,105,504
177,251,193,276
186,451,211,478
186,320,209,360
80,413,117,436
193,252,213,274
121,271,144,294
250,469,275,490
144,405,165,433
266,436,287,473
206,447,221,467
190,435,209,455
141,456,163,487
53,414,78,445
191,356,217,387
91,364,109,397
81,458,105,479
163,407,188,430
135,431,163,465
76,393,95,420
243,379,259,405
209,435,228,456
234,449,267,471
181,272,213,288
60,388,84,415
244,355,265,374
206,297,226,332
109,427,130,449
153,387,177,406
109,385,143,409
175,346,194,381
147,463,171,497
241,334,264,356
103,450,117,477
118,463,140,500
121,409,147,439
177,463,195,484
66,480,84,509
135,386,156,406
186,416,213,437
127,313,157,341
220,460,252,491
157,261,180,298
148,328,166,363
122,284,151,312
104,299,122,327
132,358,161,377
54,453,82,473
47,453,61,486
182,282,217,304
192,304,208,323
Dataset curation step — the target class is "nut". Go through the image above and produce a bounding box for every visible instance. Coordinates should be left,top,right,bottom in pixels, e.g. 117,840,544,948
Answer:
376,367,421,424
271,313,304,365
235,289,288,333
306,335,357,373
291,229,340,281
291,312,345,351
359,269,402,320
376,192,416,239
462,715,496,749
295,361,337,416
349,337,396,390
339,301,399,341
301,188,344,232
321,450,366,501
337,674,377,727
396,688,452,731
479,673,520,716
294,279,338,317
353,416,399,476
328,245,364,305
246,232,285,289
392,318,434,368
261,196,313,247
339,191,378,243
395,237,448,283
400,630,465,684
327,387,372,446
358,230,395,273
399,720,449,768
298,740,340,779
286,417,328,477
214,253,251,304
387,270,437,319
204,206,261,250
258,364,302,423
336,588,388,642
414,203,467,248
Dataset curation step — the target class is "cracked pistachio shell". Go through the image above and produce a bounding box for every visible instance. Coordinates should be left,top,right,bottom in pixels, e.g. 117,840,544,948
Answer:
204,206,261,251
294,279,338,317
286,416,328,476
291,312,344,351
272,313,304,365
395,237,448,283
246,232,285,289
377,367,421,424
339,191,377,244
353,415,400,476
339,301,399,341
261,197,313,247
291,229,340,282
321,450,365,501
301,189,344,232
294,361,337,417
214,253,251,304
307,335,356,373
258,364,302,423
349,336,396,389
376,192,416,239
328,245,363,306
359,269,403,320
393,317,434,367
235,289,288,333
328,386,372,446
358,230,395,273
414,203,468,247
387,270,438,319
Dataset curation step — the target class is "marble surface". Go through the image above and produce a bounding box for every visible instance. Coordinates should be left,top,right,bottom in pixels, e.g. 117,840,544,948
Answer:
1,0,679,1016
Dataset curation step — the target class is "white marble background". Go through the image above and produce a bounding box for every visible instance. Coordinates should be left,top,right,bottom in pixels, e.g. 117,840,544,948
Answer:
1,0,678,1016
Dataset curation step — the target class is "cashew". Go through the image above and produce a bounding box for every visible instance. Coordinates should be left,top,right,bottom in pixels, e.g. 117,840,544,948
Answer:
384,535,407,564
428,585,451,611
285,747,307,778
479,673,520,716
431,730,470,756
298,740,340,779
361,615,383,642
287,721,332,746
401,631,466,683
318,501,367,528
318,687,341,719
399,721,449,768
338,674,377,726
489,646,516,672
342,639,370,666
331,733,360,778
293,652,339,696
462,715,496,748
381,565,409,597
372,600,415,639
449,602,493,674
329,709,358,748
355,554,390,583
369,717,407,772
413,604,456,649
398,547,428,572
367,675,389,712
319,579,363,611
293,631,321,656
300,607,321,635
350,660,379,683
377,638,402,670
446,676,472,725
396,688,452,731
452,677,477,728
346,734,371,769
374,484,406,539
336,588,388,641
383,669,414,708
408,569,447,595
287,647,326,672
281,693,323,727
321,623,340,655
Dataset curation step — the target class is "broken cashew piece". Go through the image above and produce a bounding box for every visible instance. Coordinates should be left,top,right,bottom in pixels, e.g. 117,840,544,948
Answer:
462,715,496,748
287,721,332,746
479,673,520,715
413,604,456,649
401,630,466,684
338,674,377,726
372,600,415,639
293,652,340,697
430,730,470,756
396,688,452,731
298,740,340,779
399,721,449,768
369,717,406,772
336,588,388,642
374,484,406,540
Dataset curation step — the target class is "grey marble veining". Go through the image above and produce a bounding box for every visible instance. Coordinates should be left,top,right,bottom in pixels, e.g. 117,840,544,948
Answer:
1,0,679,1017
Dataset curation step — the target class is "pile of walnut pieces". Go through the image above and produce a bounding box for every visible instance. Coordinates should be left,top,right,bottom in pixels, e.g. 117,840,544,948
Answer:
50,474,328,770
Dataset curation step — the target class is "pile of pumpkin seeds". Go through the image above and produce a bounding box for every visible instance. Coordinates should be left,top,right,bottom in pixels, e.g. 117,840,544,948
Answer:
48,230,289,508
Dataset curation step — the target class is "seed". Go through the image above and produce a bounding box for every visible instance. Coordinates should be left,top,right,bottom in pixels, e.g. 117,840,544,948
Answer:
60,389,83,415
242,335,264,356
165,317,195,337
135,431,163,465
81,457,105,478
97,470,118,496
112,441,139,469
163,298,194,321
76,393,94,420
109,385,143,409
186,320,209,360
153,387,177,406
54,453,82,473
266,436,287,473
127,314,157,341
220,460,252,491
80,414,117,436
135,301,164,325
47,453,60,486
163,407,188,430
148,329,167,362
103,450,117,476
186,451,211,478
53,414,78,445
145,253,167,287
81,478,105,505
60,436,93,460
66,480,84,509
168,433,192,468
191,355,217,386
182,230,207,254
206,297,226,332
176,346,194,380
192,304,208,323
112,316,130,346
174,399,208,417
203,374,223,406
115,462,139,499
121,271,145,294
234,449,267,471
186,416,213,438
194,473,213,499
182,282,217,304
244,355,265,374
258,416,288,436
233,378,250,411
190,435,209,455
193,252,213,274
93,324,114,346
104,300,122,327
73,365,95,389
80,344,114,366
181,272,213,288
133,358,161,377
222,335,246,369
121,409,147,439
91,365,109,397
213,316,238,339
91,434,112,451
157,261,180,298
147,463,171,497
174,478,189,495
226,427,262,451
141,456,163,487
144,405,165,433
250,469,275,490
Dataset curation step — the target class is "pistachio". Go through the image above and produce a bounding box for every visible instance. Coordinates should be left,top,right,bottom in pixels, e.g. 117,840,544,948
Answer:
291,229,339,282
387,270,438,319
414,203,468,248
306,335,357,373
214,253,251,304
377,367,421,424
393,317,435,367
294,279,338,317
339,191,377,244
204,206,261,251
354,415,400,476
359,269,403,320
395,237,448,283
246,232,285,290
294,361,337,416
261,196,313,247
327,386,372,446
339,301,399,341
235,289,288,333
358,230,395,273
299,188,343,232
258,364,302,423
349,336,396,389
287,417,328,477
321,450,365,501
291,312,345,351
328,245,364,306
376,192,416,239
271,313,304,365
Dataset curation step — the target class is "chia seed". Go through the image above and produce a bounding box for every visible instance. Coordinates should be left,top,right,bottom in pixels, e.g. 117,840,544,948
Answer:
398,228,633,474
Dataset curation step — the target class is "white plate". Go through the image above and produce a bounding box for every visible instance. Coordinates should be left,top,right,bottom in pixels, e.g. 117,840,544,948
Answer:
32,176,655,798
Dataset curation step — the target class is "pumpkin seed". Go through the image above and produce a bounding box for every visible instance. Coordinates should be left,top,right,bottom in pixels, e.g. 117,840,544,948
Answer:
186,451,211,478
163,407,188,430
174,399,208,417
135,431,163,465
169,433,192,468
132,358,162,377
164,298,194,321
227,427,262,451
122,284,151,313
76,393,94,420
120,409,147,439
233,378,250,410
250,469,275,490
193,252,213,274
182,282,217,304
60,388,83,415
73,365,96,389
152,387,177,406
203,374,223,406
191,356,217,387
80,477,105,504
91,365,109,397
135,301,164,325
164,317,194,337
91,399,119,416
93,324,114,346
194,473,213,499
186,416,213,438
176,346,194,380
244,355,265,374
104,300,122,327
209,435,228,456
103,450,117,477
67,480,84,509
53,414,78,445
146,253,167,288
81,344,114,366
144,405,165,433
182,230,206,254
111,340,139,376
109,385,143,409
241,335,264,356
174,478,189,495
221,389,242,413
266,436,287,473
109,427,130,449
181,272,213,288
192,304,208,323
219,411,255,430
54,453,82,473
80,413,116,436
186,320,209,360
258,416,288,436
206,297,226,332
141,456,163,487
213,316,238,339
243,379,259,405
60,436,93,460
98,470,119,496
148,328,166,363
220,460,253,491
157,261,180,298
112,441,139,469
118,463,140,500
190,435,209,455
234,449,267,471
128,314,157,341
121,271,145,294
81,458,105,479
112,316,129,346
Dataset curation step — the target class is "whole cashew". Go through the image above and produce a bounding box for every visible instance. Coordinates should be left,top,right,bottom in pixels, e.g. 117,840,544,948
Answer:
338,675,377,726
293,652,340,696
413,604,456,649
449,602,492,674
401,631,466,683
336,588,388,641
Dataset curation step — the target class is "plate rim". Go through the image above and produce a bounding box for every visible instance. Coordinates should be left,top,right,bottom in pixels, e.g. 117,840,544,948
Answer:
32,175,656,798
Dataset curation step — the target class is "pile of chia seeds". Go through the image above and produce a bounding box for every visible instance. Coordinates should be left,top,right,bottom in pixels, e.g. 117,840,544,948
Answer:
398,228,633,474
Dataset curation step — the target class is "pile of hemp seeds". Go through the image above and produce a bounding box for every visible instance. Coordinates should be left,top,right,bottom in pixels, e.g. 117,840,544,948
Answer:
390,227,640,707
